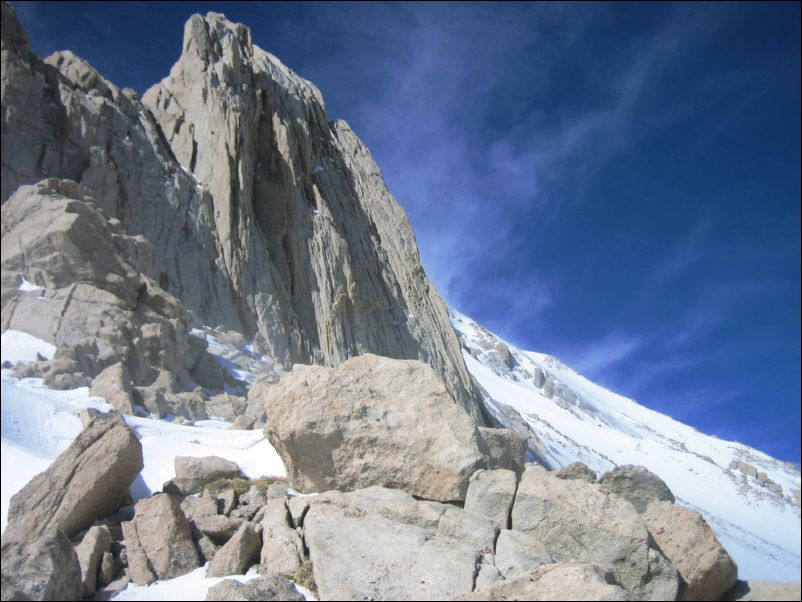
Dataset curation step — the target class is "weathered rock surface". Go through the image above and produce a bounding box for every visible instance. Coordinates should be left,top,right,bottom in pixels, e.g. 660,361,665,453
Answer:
1,2,484,421
299,487,501,600
1,179,224,399
74,525,112,596
724,580,802,601
555,461,597,483
451,563,629,601
510,465,679,600
205,576,304,601
89,362,135,414
207,524,261,578
645,500,738,601
464,469,517,530
262,354,489,501
193,514,244,543
168,456,242,495
259,524,305,577
598,465,675,513
0,531,82,601
477,427,527,476
494,529,553,579
2,415,142,544
121,493,200,585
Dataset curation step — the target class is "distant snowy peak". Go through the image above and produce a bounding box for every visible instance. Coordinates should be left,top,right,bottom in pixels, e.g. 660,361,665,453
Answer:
449,308,801,581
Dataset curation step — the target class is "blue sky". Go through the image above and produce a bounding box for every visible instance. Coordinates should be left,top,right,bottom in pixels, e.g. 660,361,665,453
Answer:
13,2,801,464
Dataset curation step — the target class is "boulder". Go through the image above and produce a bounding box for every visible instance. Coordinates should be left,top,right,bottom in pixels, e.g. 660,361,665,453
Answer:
555,461,597,483
261,354,485,502
451,563,629,601
2,415,142,544
207,524,261,577
598,465,675,513
167,456,242,495
464,469,517,530
89,362,135,414
644,500,738,601
302,486,493,600
121,493,200,585
74,525,112,596
259,524,305,577
510,465,678,600
205,576,304,601
724,580,802,601
0,531,82,601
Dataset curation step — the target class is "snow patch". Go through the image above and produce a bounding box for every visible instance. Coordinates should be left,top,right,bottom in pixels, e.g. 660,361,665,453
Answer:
1,330,56,364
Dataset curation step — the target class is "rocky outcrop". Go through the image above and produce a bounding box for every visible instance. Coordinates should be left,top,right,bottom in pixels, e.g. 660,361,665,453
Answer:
1,179,225,401
510,465,679,600
1,2,485,422
598,465,675,513
206,576,304,601
89,363,135,414
261,354,499,501
122,493,200,585
2,415,142,544
452,563,629,601
644,501,738,601
0,531,82,602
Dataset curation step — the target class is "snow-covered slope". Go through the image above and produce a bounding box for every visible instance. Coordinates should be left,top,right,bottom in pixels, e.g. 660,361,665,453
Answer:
452,309,801,581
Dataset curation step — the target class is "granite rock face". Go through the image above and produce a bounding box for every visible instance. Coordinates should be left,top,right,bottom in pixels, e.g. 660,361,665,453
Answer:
301,487,495,601
1,179,224,401
260,354,493,502
1,3,484,422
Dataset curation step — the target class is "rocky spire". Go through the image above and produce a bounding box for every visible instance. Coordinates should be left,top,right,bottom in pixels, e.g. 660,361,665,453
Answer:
0,5,485,421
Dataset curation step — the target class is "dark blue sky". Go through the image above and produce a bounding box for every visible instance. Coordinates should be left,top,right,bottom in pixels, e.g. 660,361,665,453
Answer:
13,2,801,463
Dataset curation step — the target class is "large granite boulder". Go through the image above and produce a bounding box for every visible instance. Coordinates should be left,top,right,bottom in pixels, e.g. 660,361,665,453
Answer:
510,465,679,601
301,486,496,600
261,354,497,502
598,465,675,513
167,456,243,495
0,531,82,601
121,493,200,585
645,500,738,601
2,415,142,544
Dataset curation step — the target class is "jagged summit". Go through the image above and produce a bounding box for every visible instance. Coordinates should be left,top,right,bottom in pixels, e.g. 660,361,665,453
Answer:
0,4,484,421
